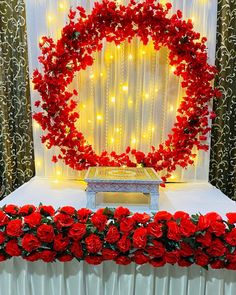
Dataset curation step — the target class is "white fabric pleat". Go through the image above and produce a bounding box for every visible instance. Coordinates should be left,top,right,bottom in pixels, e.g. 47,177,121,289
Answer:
25,0,218,182
0,259,235,295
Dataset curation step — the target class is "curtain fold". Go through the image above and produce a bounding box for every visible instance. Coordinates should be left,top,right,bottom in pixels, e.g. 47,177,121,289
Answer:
0,0,35,198
209,0,236,200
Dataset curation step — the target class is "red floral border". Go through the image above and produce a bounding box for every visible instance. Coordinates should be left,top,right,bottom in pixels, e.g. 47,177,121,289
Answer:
33,0,221,182
0,204,236,270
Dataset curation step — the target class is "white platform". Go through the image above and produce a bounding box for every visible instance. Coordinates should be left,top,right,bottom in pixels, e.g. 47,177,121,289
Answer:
1,176,235,218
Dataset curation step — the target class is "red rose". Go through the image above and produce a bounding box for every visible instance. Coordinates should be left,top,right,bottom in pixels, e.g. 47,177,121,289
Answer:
102,248,118,260
24,212,42,228
179,242,194,257
37,224,55,243
210,260,225,269
132,212,150,224
39,205,55,216
154,211,172,222
133,227,147,248
196,231,212,247
24,252,39,262
105,225,120,243
68,223,86,241
77,208,92,223
173,211,190,220
91,212,108,231
53,234,70,251
117,235,131,253
149,257,166,267
197,215,210,231
39,250,56,262
85,255,103,265
209,221,226,237
5,240,21,256
226,263,236,270
167,221,180,241
85,234,103,253
195,250,209,267
204,212,222,222
58,254,73,262
4,204,18,215
178,257,193,267
207,239,226,257
226,212,236,224
165,250,179,264
6,219,23,237
0,211,9,226
225,228,236,246
114,207,130,220
19,205,36,216
147,240,165,257
133,250,149,264
0,231,6,244
147,222,163,238
22,234,41,252
60,206,76,215
115,255,131,265
54,213,74,228
70,242,83,258
120,218,134,233
0,254,6,261
179,218,196,237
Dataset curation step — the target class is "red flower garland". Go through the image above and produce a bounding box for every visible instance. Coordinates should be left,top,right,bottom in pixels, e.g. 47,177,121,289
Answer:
0,204,236,269
33,0,221,182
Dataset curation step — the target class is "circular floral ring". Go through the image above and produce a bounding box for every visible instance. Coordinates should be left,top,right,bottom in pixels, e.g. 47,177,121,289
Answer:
33,0,220,182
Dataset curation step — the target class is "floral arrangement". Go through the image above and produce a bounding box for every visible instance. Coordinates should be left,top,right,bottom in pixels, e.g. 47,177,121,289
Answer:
33,0,221,183
0,204,235,270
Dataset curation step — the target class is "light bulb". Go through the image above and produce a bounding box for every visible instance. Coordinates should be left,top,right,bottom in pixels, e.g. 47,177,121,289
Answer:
128,54,133,60
169,105,174,112
97,114,102,121
122,85,128,91
171,66,176,73
111,96,116,103
47,14,54,23
88,120,92,124
111,137,115,143
116,128,120,133
89,73,94,79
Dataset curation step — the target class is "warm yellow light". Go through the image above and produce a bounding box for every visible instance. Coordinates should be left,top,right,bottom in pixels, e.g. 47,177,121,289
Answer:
142,134,147,138
111,96,116,103
155,88,158,92
89,73,95,79
128,99,133,104
53,179,59,184
171,66,176,73
47,14,54,23
111,137,115,143
109,55,114,59
169,105,174,112
36,160,41,167
88,120,92,124
33,122,40,129
151,127,155,132
117,45,121,49
82,104,86,109
100,72,104,77
122,85,128,91
39,36,44,45
131,138,136,144
170,175,176,180
128,54,133,60
141,50,146,55
144,93,149,99
97,114,102,121
58,2,66,10
56,170,61,176
116,128,120,133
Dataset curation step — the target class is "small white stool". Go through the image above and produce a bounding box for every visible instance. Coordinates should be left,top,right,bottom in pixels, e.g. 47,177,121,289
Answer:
84,167,162,210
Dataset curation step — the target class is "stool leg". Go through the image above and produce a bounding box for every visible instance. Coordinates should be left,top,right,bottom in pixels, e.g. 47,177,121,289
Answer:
87,191,96,209
150,192,159,211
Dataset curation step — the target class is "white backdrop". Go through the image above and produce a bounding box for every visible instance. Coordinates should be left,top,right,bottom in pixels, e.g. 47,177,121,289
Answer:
25,0,218,181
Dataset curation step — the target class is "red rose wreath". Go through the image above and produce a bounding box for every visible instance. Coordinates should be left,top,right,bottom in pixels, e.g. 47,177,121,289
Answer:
33,0,221,182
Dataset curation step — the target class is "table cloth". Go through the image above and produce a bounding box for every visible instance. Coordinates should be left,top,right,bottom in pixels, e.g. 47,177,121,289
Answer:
0,177,235,295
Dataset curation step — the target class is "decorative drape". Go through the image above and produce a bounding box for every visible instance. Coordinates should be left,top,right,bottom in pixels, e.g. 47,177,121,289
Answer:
25,0,217,181
209,0,236,200
0,0,35,198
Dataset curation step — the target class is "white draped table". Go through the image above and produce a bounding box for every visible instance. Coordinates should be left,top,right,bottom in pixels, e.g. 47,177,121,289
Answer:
0,177,235,295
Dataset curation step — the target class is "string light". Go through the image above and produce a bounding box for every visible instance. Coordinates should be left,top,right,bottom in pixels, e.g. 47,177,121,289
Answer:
33,122,40,129
109,55,114,59
100,72,104,77
155,88,158,92
117,45,121,49
170,175,176,180
131,138,136,144
128,54,133,60
144,93,149,99
141,50,146,55
39,36,44,45
170,66,176,73
88,120,92,124
36,160,41,167
111,96,116,103
97,114,102,121
116,128,120,133
58,2,66,11
89,73,95,79
56,170,62,176
128,99,133,105
82,104,86,109
122,85,128,91
169,105,174,112
47,14,54,24
53,179,59,184
111,137,115,143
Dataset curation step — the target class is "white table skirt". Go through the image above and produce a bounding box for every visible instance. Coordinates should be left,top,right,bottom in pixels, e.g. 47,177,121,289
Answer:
0,177,235,295
0,258,235,295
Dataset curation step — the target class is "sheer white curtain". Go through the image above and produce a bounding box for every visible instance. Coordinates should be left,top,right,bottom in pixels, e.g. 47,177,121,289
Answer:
25,0,218,181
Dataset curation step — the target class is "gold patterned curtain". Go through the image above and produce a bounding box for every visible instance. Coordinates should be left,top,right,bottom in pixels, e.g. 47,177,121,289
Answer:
0,0,35,198
209,0,236,200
